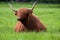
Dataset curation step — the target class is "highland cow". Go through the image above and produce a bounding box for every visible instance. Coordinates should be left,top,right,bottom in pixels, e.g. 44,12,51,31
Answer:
8,1,46,32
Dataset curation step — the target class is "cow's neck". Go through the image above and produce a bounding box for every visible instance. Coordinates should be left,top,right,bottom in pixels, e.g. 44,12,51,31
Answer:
17,18,29,27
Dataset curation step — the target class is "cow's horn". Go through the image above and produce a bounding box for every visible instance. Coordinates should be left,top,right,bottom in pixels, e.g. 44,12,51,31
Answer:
8,3,17,12
31,1,37,10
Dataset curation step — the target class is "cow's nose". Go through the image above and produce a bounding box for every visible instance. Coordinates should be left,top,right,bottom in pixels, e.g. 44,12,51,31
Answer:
17,17,21,20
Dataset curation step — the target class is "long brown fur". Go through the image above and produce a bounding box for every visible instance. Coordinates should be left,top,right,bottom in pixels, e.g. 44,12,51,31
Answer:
14,8,46,32
15,21,27,32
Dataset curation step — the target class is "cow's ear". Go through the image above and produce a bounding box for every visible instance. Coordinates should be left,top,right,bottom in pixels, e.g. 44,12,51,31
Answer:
15,11,17,15
29,10,33,14
30,10,33,13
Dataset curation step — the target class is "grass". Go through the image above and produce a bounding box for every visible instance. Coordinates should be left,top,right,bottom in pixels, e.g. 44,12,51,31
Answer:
0,3,60,40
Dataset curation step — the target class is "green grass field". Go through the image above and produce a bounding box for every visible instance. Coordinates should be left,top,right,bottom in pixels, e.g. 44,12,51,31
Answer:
0,3,60,40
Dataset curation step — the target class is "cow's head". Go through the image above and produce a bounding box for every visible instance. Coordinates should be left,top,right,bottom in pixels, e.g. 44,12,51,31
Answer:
8,1,37,21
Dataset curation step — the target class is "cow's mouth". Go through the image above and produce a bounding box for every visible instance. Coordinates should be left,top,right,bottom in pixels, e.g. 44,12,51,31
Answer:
17,18,23,21
17,18,27,22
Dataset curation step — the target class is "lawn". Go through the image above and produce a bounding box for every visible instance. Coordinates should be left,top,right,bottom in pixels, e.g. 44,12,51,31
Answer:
0,2,60,40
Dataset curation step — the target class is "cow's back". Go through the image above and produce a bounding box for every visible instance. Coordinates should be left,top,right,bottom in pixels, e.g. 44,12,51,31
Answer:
27,14,46,31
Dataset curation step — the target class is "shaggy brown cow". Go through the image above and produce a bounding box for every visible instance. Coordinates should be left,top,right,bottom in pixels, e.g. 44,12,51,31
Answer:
8,1,46,32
